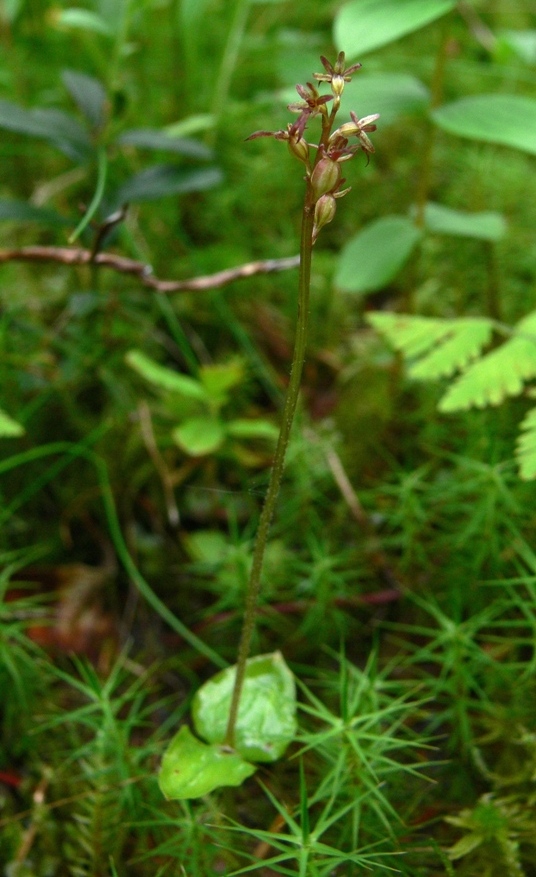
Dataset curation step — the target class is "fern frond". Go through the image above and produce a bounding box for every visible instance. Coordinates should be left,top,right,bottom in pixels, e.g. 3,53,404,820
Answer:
516,407,536,480
440,311,536,411
365,313,454,358
409,318,493,379
366,313,493,377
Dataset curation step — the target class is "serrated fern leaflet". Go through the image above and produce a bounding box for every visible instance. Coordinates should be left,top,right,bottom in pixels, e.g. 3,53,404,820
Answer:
367,309,536,479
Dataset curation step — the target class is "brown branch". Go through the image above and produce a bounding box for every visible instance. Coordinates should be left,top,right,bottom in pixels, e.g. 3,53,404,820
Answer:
0,245,300,293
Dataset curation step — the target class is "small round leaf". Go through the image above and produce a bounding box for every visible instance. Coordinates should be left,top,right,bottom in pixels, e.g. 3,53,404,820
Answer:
158,726,256,800
193,651,297,763
172,417,225,456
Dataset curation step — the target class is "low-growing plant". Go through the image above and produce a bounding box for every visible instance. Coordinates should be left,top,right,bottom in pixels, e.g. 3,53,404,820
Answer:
158,51,381,801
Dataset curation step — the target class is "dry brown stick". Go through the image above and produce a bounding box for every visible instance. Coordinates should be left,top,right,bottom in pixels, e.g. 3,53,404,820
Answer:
0,245,300,292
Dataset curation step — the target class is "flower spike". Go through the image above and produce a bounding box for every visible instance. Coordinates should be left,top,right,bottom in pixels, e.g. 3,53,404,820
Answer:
246,54,379,241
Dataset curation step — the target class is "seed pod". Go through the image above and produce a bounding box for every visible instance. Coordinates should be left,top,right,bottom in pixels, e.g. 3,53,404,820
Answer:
312,193,337,242
310,157,341,202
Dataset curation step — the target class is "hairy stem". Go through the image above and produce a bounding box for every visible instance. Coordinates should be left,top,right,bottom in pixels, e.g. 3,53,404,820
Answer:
225,196,315,746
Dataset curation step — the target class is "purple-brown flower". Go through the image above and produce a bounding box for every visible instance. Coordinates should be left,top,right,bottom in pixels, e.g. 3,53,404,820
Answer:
331,111,380,162
314,52,363,96
287,82,333,138
246,54,379,241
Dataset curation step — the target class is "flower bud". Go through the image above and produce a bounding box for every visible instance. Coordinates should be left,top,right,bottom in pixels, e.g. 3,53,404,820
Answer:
312,193,337,243
310,157,341,202
287,135,310,166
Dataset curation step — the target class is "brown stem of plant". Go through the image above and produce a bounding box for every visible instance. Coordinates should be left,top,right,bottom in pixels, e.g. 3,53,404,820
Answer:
224,197,315,748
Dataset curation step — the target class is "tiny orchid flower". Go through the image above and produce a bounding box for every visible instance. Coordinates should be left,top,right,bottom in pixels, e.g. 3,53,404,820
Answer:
314,52,363,97
287,82,333,138
246,54,379,241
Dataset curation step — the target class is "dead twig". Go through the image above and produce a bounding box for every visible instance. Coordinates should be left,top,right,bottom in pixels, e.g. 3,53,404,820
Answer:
0,245,300,293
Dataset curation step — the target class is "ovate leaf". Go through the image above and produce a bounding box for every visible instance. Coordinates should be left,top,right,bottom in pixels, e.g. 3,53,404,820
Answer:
193,652,297,763
432,95,536,156
172,417,225,456
56,8,113,36
62,70,107,131
0,409,25,438
516,407,536,480
334,0,456,57
199,360,245,406
439,311,536,411
125,349,206,399
341,73,429,125
227,419,279,441
184,530,230,563
335,216,422,294
0,101,91,161
158,726,256,800
117,128,212,160
115,165,223,203
497,29,536,65
421,202,507,241
0,199,69,226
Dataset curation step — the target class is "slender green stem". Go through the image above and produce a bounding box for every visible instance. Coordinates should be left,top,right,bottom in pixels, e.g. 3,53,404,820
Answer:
68,147,107,245
224,193,315,746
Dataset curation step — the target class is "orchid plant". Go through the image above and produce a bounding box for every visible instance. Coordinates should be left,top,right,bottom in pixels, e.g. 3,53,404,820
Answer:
159,53,379,800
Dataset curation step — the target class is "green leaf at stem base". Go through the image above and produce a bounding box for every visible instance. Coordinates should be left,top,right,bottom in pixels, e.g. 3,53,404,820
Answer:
193,651,297,763
158,726,256,800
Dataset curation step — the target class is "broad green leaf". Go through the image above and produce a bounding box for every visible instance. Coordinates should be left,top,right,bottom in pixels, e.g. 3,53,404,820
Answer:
0,100,91,161
0,199,69,226
341,73,429,125
420,202,507,241
334,0,456,58
516,407,536,480
97,0,129,33
439,311,536,411
0,409,25,438
172,417,225,456
199,360,245,406
193,652,297,763
56,9,113,36
432,95,536,156
335,216,422,294
158,726,256,800
497,29,536,65
2,0,23,23
125,349,206,399
165,114,215,138
117,128,213,160
62,70,107,131
184,530,230,563
227,419,279,441
409,318,493,379
115,165,223,203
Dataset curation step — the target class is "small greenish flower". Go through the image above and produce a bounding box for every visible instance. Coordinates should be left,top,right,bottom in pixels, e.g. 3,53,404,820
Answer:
314,51,363,97
332,111,380,162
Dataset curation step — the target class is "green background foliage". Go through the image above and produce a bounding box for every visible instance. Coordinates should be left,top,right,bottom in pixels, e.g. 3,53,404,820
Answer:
1,0,536,874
